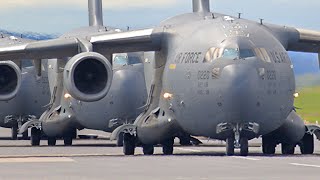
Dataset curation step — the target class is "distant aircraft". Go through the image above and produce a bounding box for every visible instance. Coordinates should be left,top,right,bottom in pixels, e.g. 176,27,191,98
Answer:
12,0,147,146
0,0,318,156
0,35,50,140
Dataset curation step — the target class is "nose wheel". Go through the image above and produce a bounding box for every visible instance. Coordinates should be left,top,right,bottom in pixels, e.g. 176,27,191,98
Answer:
226,137,248,156
239,138,248,156
226,137,235,156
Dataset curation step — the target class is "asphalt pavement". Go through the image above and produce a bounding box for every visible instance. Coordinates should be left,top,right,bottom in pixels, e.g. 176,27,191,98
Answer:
0,128,318,180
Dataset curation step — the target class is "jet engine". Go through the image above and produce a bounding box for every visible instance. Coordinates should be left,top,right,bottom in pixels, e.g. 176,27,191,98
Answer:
64,52,113,102
0,61,21,101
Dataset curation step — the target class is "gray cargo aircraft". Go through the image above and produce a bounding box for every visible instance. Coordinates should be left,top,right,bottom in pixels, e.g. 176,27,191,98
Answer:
0,0,318,155
15,0,147,146
0,35,50,140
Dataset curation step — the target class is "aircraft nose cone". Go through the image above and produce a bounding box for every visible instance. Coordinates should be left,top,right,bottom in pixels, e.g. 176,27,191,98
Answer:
220,64,260,114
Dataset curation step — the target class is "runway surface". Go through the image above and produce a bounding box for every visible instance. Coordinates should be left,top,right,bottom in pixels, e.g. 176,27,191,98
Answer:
0,128,319,180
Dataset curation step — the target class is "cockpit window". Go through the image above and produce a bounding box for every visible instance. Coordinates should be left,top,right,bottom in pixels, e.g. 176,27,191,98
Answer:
113,54,128,66
222,48,239,59
204,47,258,63
222,48,256,59
127,56,141,65
239,49,255,59
113,53,142,68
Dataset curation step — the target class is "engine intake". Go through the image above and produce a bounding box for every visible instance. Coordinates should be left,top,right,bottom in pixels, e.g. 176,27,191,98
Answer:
0,61,21,101
64,52,113,102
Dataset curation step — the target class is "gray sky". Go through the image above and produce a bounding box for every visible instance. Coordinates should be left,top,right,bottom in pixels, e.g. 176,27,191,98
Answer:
0,0,319,34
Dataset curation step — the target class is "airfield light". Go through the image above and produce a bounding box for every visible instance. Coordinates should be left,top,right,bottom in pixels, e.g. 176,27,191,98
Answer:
64,93,72,99
293,92,299,98
163,93,173,99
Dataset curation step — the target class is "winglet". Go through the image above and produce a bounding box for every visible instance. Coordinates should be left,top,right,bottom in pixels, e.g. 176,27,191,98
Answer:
193,0,210,13
88,0,103,27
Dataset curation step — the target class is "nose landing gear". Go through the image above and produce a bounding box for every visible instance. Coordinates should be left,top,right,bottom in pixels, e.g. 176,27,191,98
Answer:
219,122,259,156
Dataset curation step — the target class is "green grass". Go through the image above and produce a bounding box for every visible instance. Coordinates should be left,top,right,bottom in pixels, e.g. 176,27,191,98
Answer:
295,86,320,123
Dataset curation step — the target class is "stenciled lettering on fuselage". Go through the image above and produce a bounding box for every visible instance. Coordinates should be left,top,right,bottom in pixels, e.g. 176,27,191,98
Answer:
266,70,277,81
197,70,210,96
174,52,202,64
269,51,289,63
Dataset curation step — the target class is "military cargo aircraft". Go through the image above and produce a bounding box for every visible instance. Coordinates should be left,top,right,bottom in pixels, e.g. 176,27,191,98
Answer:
13,0,148,146
0,0,318,155
0,35,50,140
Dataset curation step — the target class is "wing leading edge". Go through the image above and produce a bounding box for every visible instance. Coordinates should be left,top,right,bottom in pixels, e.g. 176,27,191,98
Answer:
0,28,162,61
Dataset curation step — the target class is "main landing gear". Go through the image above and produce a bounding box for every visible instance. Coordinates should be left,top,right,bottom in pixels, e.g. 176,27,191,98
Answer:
262,131,314,155
123,133,175,156
31,128,77,147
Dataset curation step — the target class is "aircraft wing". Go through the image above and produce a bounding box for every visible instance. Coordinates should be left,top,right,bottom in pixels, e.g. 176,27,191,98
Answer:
0,28,161,61
265,24,320,53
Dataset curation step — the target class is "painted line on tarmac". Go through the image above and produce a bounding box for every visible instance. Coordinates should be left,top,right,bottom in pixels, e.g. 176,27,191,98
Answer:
0,153,122,158
175,147,202,153
231,156,261,161
0,157,74,163
290,163,320,168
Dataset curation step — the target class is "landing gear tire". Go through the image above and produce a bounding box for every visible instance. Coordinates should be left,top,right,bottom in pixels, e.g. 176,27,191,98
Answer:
63,136,73,146
22,131,28,140
48,137,57,146
63,129,75,146
11,126,18,140
123,133,136,155
300,133,314,154
262,136,276,155
162,138,174,155
142,144,154,155
116,132,124,147
226,137,235,156
240,138,249,156
31,128,41,146
281,143,295,155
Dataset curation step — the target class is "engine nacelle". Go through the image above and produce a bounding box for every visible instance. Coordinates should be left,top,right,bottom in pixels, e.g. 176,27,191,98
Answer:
0,61,21,101
64,52,113,102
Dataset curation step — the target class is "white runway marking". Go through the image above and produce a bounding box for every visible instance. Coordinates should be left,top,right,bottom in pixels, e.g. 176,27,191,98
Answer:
0,157,75,163
290,163,320,168
231,156,261,161
175,147,202,153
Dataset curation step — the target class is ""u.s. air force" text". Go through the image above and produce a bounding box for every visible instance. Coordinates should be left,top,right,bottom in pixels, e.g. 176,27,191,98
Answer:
174,52,202,64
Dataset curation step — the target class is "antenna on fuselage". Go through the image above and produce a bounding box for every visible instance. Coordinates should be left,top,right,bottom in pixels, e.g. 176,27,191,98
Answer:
193,0,210,13
88,0,103,26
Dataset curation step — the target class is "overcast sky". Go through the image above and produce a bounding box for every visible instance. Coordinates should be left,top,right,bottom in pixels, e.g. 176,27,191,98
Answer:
0,0,319,34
